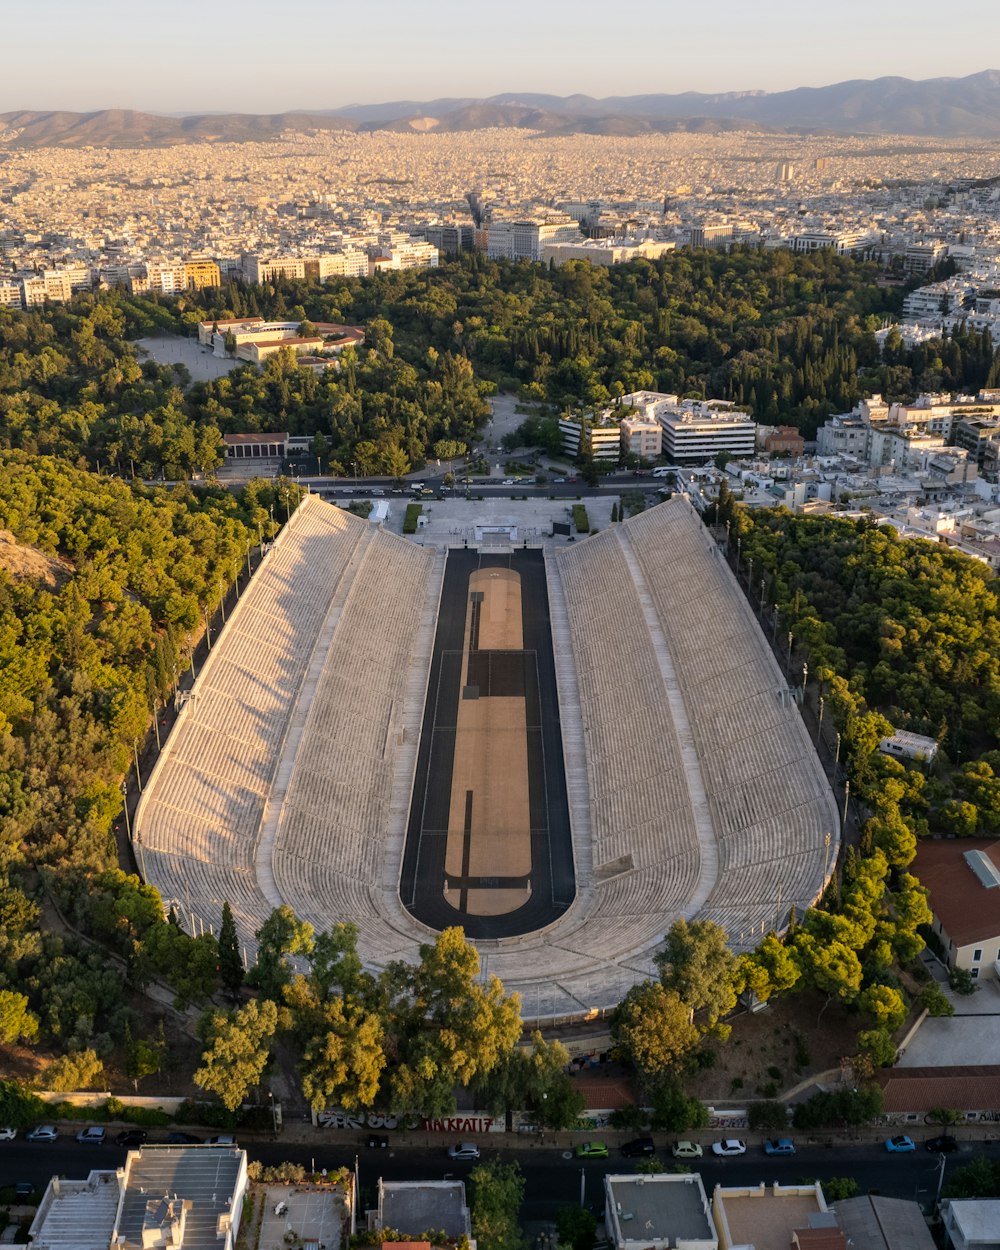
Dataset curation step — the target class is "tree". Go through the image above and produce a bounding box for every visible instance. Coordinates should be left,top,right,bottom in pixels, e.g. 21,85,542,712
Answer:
124,1021,162,1091
0,990,38,1044
611,982,698,1076
194,998,278,1111
857,983,907,1031
736,935,800,1004
945,1157,1000,1199
45,1049,105,1092
298,997,385,1112
555,1207,597,1250
656,918,738,1028
383,927,522,1115
647,1079,708,1132
821,1177,859,1201
918,983,954,1017
218,902,244,1003
251,906,314,1002
470,1159,527,1250
748,1100,789,1131
857,1027,898,1067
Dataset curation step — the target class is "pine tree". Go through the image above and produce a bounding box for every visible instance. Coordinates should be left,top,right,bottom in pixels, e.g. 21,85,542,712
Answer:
219,901,244,1003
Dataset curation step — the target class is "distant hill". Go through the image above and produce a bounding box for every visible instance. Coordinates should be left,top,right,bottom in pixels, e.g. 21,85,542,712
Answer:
3,72,1000,148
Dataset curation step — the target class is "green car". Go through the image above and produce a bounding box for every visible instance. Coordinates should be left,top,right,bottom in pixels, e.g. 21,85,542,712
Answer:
575,1141,609,1159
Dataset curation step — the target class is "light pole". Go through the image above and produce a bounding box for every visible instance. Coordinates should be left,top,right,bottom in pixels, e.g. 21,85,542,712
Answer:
842,779,851,828
120,781,131,838
735,536,741,573
219,580,226,624
816,695,824,746
580,1167,586,1209
787,631,793,671
835,731,842,770
801,662,808,700
133,740,142,793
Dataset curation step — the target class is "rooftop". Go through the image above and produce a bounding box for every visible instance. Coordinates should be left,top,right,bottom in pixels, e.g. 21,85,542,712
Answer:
605,1173,713,1246
912,837,1000,946
377,1180,471,1240
111,1145,245,1250
713,1183,830,1250
834,1195,936,1249
29,1171,120,1250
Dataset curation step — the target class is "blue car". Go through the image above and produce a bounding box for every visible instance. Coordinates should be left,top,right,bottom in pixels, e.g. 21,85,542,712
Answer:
763,1138,796,1156
885,1135,916,1153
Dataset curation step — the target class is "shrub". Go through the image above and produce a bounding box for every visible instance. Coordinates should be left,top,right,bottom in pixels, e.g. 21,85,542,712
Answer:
403,503,422,534
919,984,954,1017
610,1104,645,1131
572,504,590,534
821,1176,859,1201
748,1100,790,1131
950,967,976,996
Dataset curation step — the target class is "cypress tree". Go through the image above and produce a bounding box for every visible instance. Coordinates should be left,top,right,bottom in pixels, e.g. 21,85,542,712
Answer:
219,901,244,1002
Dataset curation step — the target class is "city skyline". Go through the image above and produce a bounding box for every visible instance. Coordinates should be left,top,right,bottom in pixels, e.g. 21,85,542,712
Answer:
2,0,998,114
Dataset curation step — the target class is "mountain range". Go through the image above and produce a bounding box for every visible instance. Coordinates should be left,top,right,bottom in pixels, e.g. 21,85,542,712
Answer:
2,71,1000,148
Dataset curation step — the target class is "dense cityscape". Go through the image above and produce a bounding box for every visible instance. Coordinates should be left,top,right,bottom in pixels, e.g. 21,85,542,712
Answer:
3,43,1000,1250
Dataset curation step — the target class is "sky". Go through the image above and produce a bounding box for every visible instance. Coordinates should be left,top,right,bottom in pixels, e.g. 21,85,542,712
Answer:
3,0,998,114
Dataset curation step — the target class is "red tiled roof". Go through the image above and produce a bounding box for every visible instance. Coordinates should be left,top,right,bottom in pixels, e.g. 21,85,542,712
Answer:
877,1064,1000,1112
911,837,1000,946
572,1076,636,1109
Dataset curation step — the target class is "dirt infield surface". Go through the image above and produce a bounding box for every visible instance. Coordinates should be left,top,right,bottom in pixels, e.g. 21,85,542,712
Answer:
401,550,574,938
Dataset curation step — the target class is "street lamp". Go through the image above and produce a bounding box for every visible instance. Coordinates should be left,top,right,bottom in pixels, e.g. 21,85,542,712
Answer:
787,631,793,670
120,781,131,838
816,695,824,746
842,778,851,828
801,661,808,699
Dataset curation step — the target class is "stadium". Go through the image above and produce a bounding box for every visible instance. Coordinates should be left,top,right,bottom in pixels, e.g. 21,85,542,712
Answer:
134,492,839,1023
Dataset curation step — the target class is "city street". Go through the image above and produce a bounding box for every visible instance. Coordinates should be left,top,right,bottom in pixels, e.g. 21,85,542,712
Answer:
3,1135,994,1220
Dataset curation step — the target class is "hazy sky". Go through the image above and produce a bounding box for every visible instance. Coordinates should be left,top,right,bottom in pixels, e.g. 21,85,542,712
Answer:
3,0,998,113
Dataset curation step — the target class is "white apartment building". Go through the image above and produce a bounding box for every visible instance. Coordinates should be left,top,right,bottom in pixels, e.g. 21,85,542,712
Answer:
558,415,622,461
145,262,188,294
0,280,23,307
305,250,369,280
656,400,756,463
486,218,581,262
20,270,73,305
242,254,307,283
368,238,438,272
620,414,662,459
540,238,675,267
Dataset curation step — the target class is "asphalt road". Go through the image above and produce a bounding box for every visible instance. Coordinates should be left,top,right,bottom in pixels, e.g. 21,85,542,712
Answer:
4,1136,995,1218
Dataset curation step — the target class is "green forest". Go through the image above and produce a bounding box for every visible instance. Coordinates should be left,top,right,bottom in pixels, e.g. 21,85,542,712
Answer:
0,251,999,1141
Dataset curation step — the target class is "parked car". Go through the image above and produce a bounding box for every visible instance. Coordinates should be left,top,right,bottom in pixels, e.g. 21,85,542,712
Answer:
208,1134,236,1145
925,1135,958,1153
367,1134,389,1149
711,1139,747,1157
116,1129,148,1147
14,1181,33,1199
671,1141,703,1159
885,1135,916,1153
763,1138,796,1156
447,1142,480,1161
76,1126,107,1145
574,1141,609,1159
621,1137,656,1158
165,1132,202,1144
27,1125,58,1143
0,1127,16,1141
552,477,566,484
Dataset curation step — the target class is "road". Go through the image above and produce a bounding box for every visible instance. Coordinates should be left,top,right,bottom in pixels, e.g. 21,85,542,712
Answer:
4,1135,994,1218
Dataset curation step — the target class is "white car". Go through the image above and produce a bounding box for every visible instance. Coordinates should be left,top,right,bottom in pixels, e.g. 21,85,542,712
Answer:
671,1140,703,1159
27,1125,58,1143
711,1139,747,1157
0,1127,16,1141
447,1142,480,1161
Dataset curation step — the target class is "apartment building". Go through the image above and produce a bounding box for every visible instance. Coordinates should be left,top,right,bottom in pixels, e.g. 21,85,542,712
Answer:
367,237,439,272
541,238,675,267
303,251,369,280
241,254,307,283
184,258,221,289
558,414,622,461
0,280,23,306
657,400,756,463
688,223,733,249
486,217,581,261
620,414,662,459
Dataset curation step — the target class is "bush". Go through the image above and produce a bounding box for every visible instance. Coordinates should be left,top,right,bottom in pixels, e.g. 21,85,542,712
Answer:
609,1104,645,1131
174,1099,239,1129
748,1100,789,1131
821,1176,859,1201
0,1080,46,1128
792,1086,884,1130
555,1206,597,1250
572,504,590,534
918,984,954,1017
950,967,977,996
403,503,422,534
44,1049,104,1092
